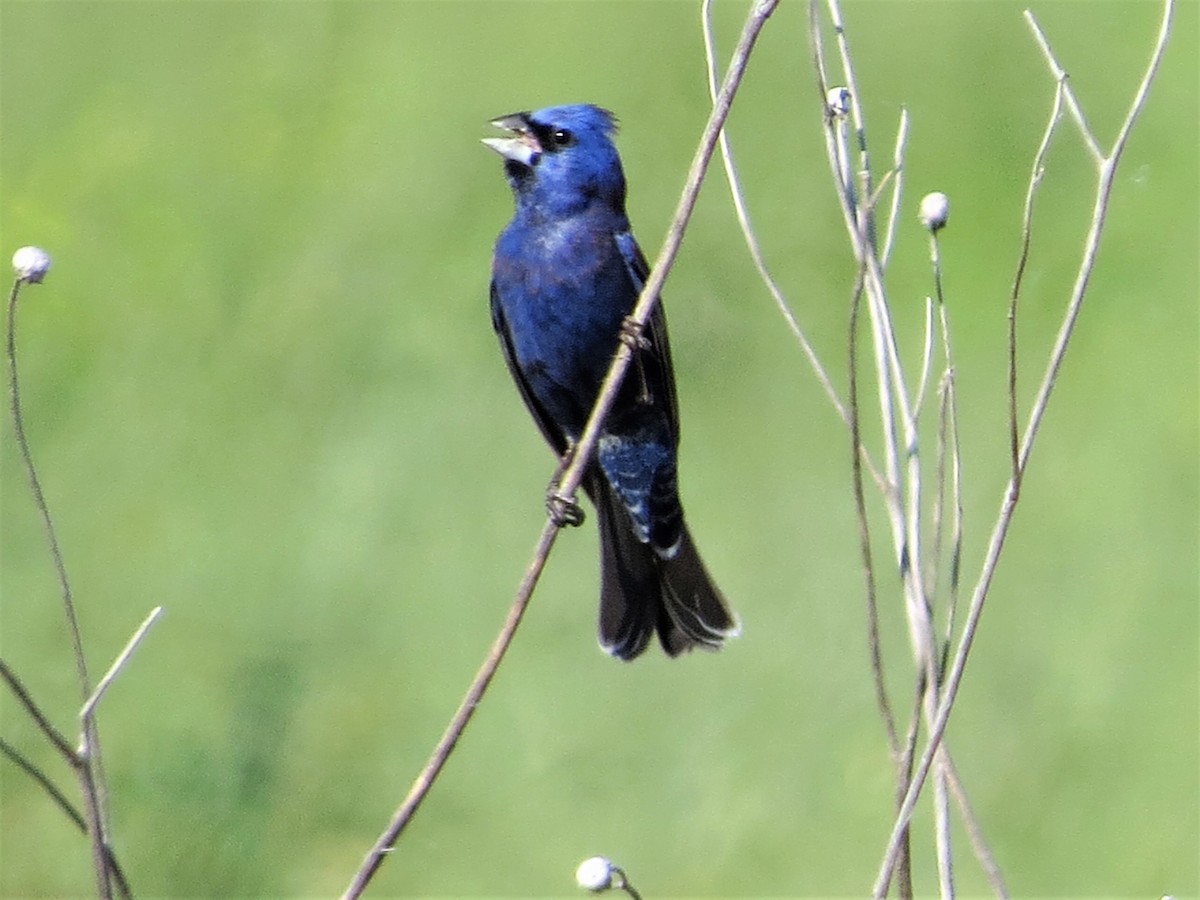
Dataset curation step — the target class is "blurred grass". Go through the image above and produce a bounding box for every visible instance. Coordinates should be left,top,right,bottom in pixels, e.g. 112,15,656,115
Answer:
1,0,1196,896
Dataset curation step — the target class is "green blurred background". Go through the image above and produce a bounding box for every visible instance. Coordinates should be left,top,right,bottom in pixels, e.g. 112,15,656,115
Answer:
1,1,1195,896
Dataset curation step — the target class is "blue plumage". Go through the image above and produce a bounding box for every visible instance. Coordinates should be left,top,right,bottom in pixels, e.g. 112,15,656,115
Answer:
485,104,738,660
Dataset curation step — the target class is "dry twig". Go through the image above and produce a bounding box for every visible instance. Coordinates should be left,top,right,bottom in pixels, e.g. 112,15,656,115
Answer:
339,2,781,895
871,2,1175,894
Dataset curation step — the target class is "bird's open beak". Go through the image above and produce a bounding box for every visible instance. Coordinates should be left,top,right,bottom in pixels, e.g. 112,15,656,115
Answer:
482,113,541,166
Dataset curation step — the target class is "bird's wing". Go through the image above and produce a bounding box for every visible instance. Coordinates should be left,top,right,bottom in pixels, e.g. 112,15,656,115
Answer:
614,231,681,442
490,280,570,456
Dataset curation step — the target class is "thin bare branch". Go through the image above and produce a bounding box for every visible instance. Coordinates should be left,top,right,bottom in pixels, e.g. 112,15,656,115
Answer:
913,297,936,418
812,5,935,894
944,756,1009,899
923,230,956,900
702,0,849,429
610,865,643,900
0,659,77,762
933,760,955,898
341,522,557,898
879,108,910,270
826,0,878,250
872,6,1173,890
340,3,781,895
549,0,781,537
848,272,898,755
7,277,113,900
0,738,134,900
809,2,858,241
895,681,925,900
1016,0,1173,477
1022,11,1104,164
1104,0,1174,166
1008,79,1064,492
936,308,964,655
6,280,95,726
80,607,164,725
0,736,85,828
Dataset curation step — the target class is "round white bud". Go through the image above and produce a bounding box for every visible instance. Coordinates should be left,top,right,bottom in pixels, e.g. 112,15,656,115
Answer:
919,192,950,232
12,246,51,284
575,856,614,892
826,86,851,117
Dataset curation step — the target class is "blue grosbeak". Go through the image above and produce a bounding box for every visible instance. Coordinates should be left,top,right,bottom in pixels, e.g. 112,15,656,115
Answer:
485,104,737,660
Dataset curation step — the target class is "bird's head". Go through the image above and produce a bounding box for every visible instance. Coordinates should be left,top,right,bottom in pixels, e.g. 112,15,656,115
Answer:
483,104,627,218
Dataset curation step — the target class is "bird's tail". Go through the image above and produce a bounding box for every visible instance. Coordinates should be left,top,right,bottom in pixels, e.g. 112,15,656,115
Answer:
589,474,738,660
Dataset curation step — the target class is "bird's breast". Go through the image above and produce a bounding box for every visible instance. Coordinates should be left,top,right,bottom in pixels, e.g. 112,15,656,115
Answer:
493,216,638,431
494,220,632,345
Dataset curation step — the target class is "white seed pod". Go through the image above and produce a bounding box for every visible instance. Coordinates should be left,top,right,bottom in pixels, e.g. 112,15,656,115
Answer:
919,192,950,232
575,856,614,892
826,86,851,117
12,246,51,284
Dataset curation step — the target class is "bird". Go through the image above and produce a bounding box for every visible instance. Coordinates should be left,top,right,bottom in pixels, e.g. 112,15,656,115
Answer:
483,103,738,660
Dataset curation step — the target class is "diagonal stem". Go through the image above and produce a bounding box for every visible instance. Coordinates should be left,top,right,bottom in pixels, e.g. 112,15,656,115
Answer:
339,3,781,896
0,658,77,761
7,278,113,899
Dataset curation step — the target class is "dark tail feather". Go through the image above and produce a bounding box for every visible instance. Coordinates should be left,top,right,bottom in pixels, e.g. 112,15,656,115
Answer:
656,525,739,656
592,474,659,660
589,474,738,660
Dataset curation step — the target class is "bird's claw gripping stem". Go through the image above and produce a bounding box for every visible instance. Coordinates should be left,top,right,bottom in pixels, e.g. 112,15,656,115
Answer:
619,316,651,351
546,492,586,528
619,316,655,405
545,443,585,527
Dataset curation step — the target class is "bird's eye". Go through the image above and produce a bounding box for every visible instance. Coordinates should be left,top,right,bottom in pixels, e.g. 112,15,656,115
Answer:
550,128,574,147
